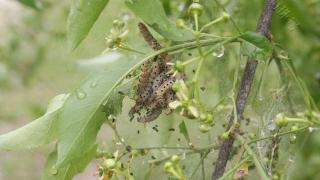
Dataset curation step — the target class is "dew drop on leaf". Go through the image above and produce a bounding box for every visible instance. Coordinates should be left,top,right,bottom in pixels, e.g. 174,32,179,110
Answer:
212,46,225,58
90,81,98,88
267,120,276,131
76,89,87,100
121,13,131,21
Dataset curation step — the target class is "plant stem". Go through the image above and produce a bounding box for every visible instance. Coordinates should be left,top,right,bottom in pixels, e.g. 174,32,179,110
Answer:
190,150,211,179
211,0,276,179
237,135,269,180
248,125,311,144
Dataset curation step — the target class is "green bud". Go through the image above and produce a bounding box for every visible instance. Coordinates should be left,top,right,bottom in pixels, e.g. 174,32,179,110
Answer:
102,159,116,169
206,114,214,124
200,113,207,121
291,125,299,131
164,162,173,171
220,132,229,140
171,155,180,163
248,133,256,139
176,19,185,29
221,12,230,22
131,150,139,157
199,124,209,133
181,100,190,108
174,60,185,72
275,113,288,127
188,3,204,16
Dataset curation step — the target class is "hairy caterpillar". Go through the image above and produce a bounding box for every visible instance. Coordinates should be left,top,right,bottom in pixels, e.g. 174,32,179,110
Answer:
137,61,150,95
154,77,176,98
138,22,172,63
165,90,175,104
129,22,178,123
152,72,166,91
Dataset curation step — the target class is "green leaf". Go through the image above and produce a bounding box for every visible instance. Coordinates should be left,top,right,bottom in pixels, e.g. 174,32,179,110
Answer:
280,0,320,36
42,144,97,180
0,94,68,151
18,0,39,9
240,32,273,61
68,0,110,50
126,0,193,41
56,56,140,168
179,120,190,143
103,78,136,115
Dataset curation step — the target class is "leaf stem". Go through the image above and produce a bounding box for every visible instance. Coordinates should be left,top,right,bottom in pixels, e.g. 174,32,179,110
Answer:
236,135,269,180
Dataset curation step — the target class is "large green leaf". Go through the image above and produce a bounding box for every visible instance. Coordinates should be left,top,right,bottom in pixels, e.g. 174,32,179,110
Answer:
42,145,97,180
240,31,273,61
56,56,140,168
126,0,193,41
0,94,68,151
68,0,110,50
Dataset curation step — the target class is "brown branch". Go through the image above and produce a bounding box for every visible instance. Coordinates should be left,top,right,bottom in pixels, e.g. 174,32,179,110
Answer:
211,0,276,179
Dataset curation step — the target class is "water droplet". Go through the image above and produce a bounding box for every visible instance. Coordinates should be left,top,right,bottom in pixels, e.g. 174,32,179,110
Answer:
90,81,98,88
51,166,58,175
121,13,130,21
212,46,225,58
267,120,276,131
76,89,86,100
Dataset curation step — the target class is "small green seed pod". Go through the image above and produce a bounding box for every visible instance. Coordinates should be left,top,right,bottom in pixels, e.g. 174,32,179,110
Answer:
188,3,204,16
171,155,180,163
199,124,209,133
220,132,229,140
176,19,185,29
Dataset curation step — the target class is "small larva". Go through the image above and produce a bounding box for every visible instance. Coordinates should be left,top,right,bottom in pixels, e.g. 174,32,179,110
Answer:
165,90,175,104
152,72,166,91
154,77,176,98
137,61,150,95
148,62,161,82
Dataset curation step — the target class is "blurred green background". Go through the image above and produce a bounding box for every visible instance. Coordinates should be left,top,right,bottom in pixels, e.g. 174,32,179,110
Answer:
0,0,319,179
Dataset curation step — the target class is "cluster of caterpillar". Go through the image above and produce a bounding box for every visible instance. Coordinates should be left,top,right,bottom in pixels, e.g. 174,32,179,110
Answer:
129,23,177,123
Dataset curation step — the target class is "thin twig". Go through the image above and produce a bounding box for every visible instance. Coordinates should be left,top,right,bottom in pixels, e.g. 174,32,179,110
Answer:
211,0,276,179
